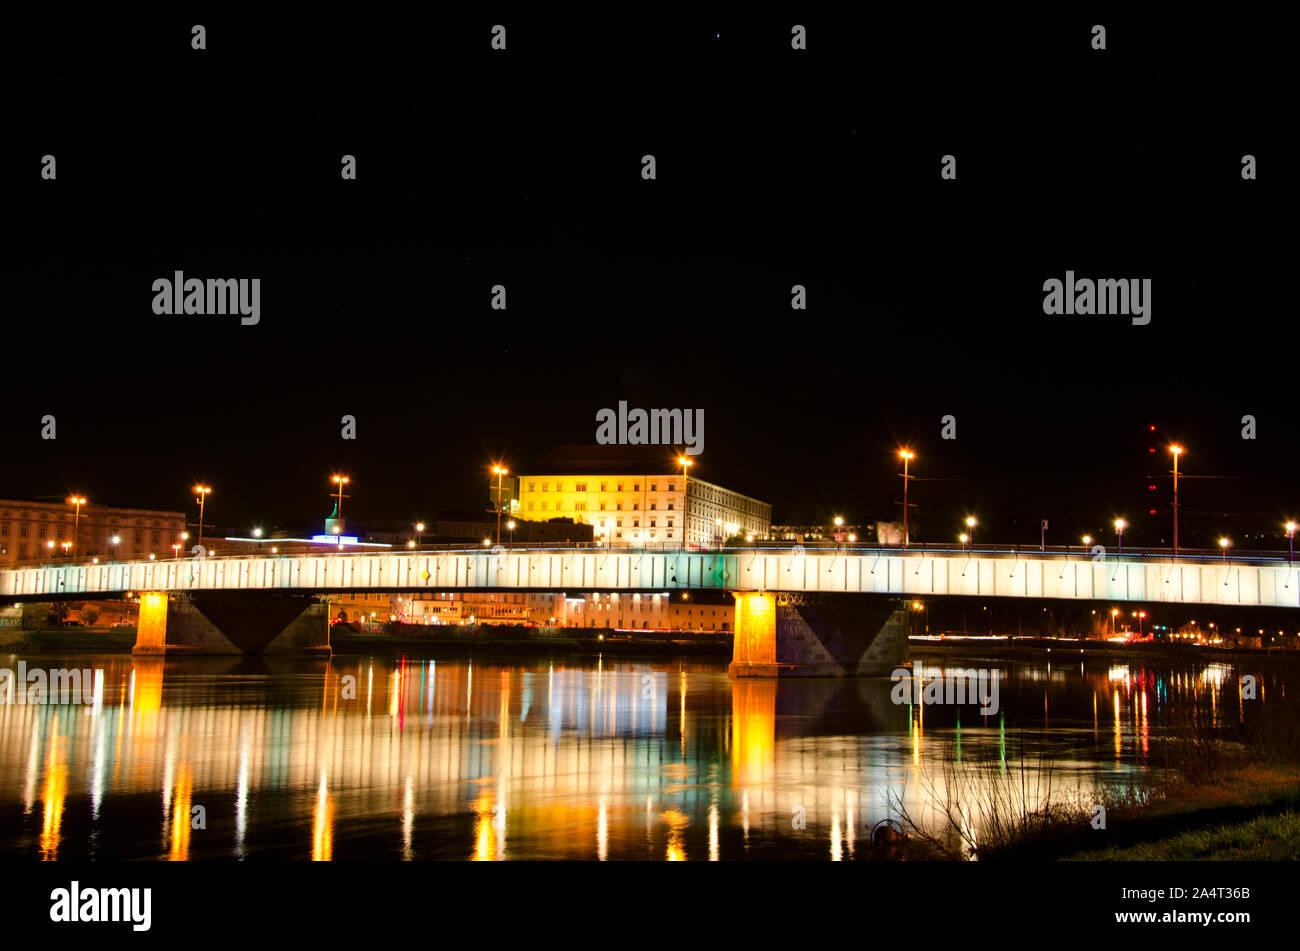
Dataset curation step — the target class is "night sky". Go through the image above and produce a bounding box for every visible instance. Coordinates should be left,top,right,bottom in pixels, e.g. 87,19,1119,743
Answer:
2,12,1291,549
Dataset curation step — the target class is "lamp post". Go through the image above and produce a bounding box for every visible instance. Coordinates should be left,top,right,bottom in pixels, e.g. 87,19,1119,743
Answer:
1219,537,1230,560
331,475,351,523
965,516,976,551
1287,521,1297,564
415,522,424,553
193,485,212,549
110,535,120,560
677,456,693,548
68,496,86,560
507,520,516,548
1111,608,1119,636
172,543,182,560
833,515,844,549
492,464,508,544
1169,445,1182,557
898,450,914,547
1114,518,1126,554
252,527,262,557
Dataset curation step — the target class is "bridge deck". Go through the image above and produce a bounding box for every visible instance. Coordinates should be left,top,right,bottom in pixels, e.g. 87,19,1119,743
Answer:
3,547,1298,609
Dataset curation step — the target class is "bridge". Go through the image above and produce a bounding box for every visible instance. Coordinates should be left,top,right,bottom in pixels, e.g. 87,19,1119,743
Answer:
4,546,1297,675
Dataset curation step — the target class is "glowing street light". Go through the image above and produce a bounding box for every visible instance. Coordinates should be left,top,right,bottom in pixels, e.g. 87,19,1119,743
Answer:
68,496,86,559
330,475,351,525
1169,445,1183,556
1286,521,1297,564
193,485,212,549
1114,518,1126,553
965,516,976,550
110,535,120,559
171,543,182,560
1082,534,1092,547
898,450,914,547
1219,537,1231,559
678,456,693,546
507,519,516,548
415,522,425,553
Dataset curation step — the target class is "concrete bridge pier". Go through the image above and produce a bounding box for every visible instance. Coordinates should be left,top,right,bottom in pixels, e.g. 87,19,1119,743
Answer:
134,592,331,655
729,592,908,677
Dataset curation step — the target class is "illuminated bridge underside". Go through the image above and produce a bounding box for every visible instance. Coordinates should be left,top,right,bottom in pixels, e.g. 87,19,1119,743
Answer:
4,549,1298,609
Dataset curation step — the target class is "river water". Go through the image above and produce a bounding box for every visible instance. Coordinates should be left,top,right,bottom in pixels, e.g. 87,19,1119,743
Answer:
0,650,1252,860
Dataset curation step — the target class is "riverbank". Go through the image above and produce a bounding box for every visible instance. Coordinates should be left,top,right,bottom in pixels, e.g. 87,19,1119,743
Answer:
0,628,137,652
909,635,1295,662
329,625,733,658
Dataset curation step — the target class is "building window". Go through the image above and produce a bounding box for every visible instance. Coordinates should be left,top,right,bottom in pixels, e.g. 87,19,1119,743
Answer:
151,532,160,544
575,502,587,511
650,503,656,510
528,502,535,511
555,482,564,493
575,482,587,492
633,484,640,492
632,503,639,510
542,482,549,492
650,483,657,491
668,483,675,492
667,503,674,510
528,482,536,492
38,526,46,539
134,530,142,543
600,482,607,492
617,483,624,492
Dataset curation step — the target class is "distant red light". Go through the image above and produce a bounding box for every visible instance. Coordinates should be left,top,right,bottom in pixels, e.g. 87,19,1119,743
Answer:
1149,426,1156,431
1149,509,1157,515
1148,448,1156,453
1148,484,1157,490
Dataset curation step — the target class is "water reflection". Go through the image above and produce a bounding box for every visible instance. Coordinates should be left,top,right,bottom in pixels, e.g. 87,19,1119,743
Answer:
0,652,1280,860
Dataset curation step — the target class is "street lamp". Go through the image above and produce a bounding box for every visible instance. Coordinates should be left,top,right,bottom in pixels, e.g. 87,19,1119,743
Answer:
60,540,72,560
1111,608,1120,636
110,535,120,559
491,464,509,544
1286,521,1297,564
193,485,212,549
965,516,976,550
898,450,914,547
68,496,86,559
252,527,263,557
507,520,516,548
1169,445,1183,557
331,475,351,523
677,456,693,547
1114,518,1126,554
172,543,182,560
415,522,425,552
1082,534,1092,548
1219,537,1231,559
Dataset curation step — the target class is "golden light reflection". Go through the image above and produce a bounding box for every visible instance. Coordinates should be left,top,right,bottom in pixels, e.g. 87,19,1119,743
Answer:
471,795,499,861
169,764,192,861
39,719,66,861
730,680,776,787
663,809,688,861
312,771,333,861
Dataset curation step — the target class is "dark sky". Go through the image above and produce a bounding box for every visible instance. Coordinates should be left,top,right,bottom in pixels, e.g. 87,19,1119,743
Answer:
1,12,1291,550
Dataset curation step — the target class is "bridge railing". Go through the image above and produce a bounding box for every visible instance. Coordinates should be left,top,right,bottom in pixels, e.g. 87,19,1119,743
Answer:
9,541,1296,570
